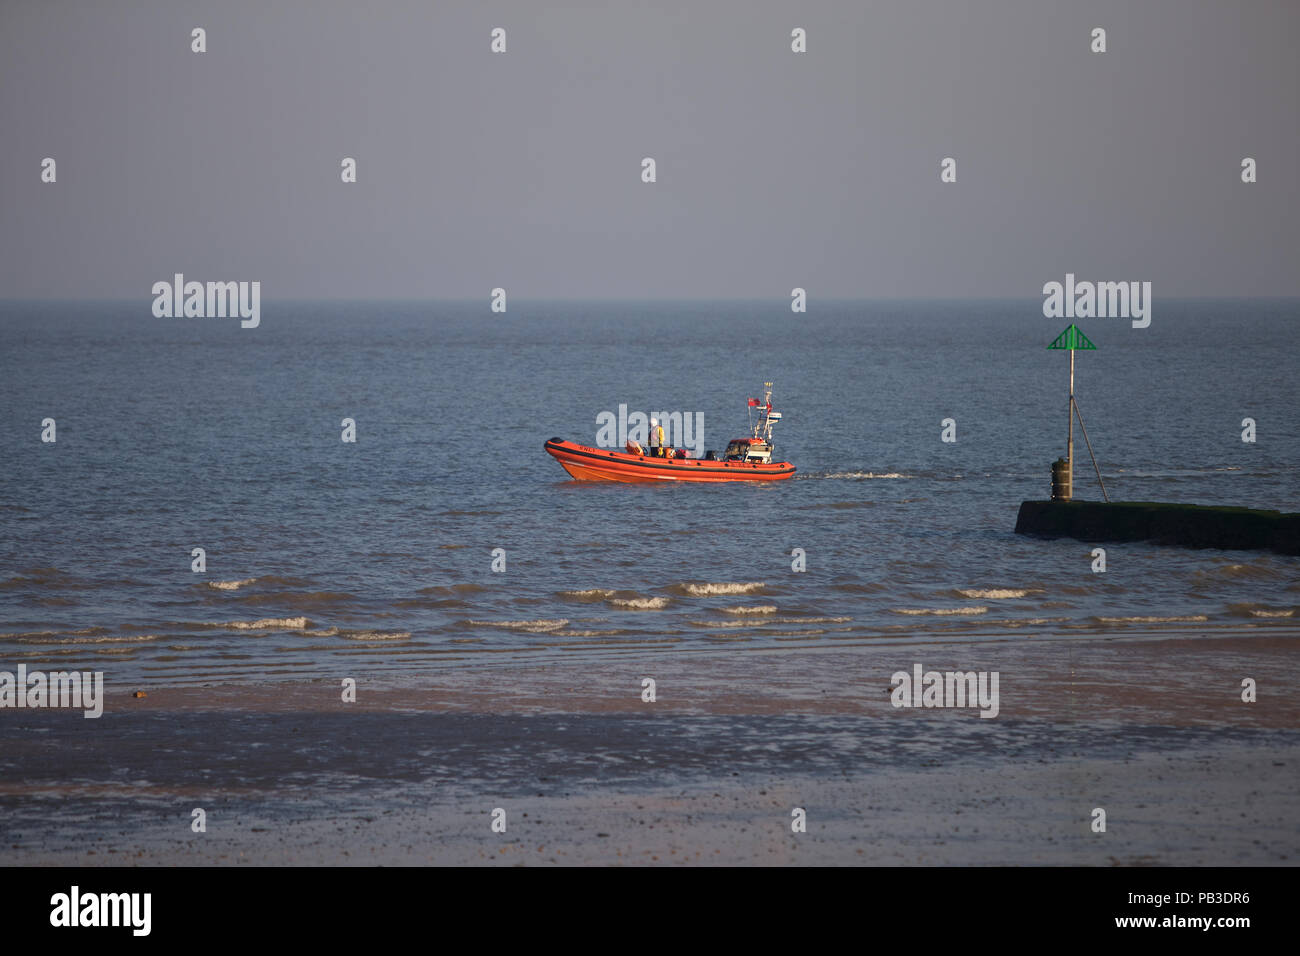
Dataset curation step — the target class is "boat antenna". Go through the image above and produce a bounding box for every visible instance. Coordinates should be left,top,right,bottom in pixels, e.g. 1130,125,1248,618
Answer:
752,382,775,443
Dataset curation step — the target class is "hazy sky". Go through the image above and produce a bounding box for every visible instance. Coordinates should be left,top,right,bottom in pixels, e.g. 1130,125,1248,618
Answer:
2,0,1297,300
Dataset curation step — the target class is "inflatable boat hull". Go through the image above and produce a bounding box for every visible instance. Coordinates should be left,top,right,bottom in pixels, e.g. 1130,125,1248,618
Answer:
544,438,795,483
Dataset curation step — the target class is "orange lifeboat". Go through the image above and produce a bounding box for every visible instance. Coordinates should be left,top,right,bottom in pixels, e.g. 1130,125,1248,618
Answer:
544,438,795,482
544,384,795,483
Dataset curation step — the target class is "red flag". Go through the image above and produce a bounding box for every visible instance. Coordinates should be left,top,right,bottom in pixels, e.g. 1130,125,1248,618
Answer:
747,398,760,406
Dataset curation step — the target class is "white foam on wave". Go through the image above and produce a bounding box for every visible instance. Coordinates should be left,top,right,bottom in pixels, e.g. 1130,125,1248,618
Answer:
1097,615,1209,624
723,605,778,615
674,581,767,596
694,614,850,629
609,596,671,610
1199,563,1278,581
467,618,569,633
957,588,1044,600
225,617,311,630
891,606,989,616
985,617,1072,627
14,634,159,645
559,588,617,601
340,630,412,641
206,578,258,591
306,627,412,640
1249,609,1294,618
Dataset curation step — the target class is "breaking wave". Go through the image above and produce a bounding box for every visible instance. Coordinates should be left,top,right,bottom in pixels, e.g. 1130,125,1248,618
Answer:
335,630,412,641
669,581,768,597
1095,615,1209,624
723,605,778,615
694,615,849,628
1226,604,1295,619
558,588,618,602
891,606,989,616
10,634,159,645
984,617,1072,628
222,617,312,631
305,627,413,641
466,618,569,633
956,588,1045,600
1194,563,1281,582
609,596,671,610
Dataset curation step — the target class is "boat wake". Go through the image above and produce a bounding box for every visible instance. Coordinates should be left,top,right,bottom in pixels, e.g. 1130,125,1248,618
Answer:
797,471,914,480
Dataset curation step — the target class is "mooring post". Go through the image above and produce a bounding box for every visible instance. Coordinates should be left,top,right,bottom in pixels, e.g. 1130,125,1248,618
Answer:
1068,347,1075,493
1047,324,1095,501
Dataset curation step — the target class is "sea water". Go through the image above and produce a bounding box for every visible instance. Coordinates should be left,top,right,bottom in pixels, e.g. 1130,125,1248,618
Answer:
1,298,1296,685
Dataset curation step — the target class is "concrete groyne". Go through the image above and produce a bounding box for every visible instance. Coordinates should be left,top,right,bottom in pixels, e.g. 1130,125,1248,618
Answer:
1014,500,1300,556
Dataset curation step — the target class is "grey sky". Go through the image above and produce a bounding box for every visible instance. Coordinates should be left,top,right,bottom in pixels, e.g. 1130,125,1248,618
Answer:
2,0,1297,300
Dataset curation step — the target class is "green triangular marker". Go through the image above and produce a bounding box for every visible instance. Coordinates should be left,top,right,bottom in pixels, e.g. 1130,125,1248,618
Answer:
1047,324,1096,350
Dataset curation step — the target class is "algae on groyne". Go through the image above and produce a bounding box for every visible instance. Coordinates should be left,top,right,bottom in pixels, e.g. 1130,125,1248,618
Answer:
1014,500,1300,555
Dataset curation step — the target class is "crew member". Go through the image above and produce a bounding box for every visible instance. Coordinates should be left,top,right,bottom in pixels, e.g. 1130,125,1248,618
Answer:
649,417,664,456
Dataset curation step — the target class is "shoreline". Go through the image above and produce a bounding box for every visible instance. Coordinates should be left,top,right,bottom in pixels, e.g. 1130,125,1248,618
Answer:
59,628,1300,726
3,629,1296,866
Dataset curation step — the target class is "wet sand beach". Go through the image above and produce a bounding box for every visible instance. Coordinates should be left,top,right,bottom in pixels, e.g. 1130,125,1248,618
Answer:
2,629,1296,865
